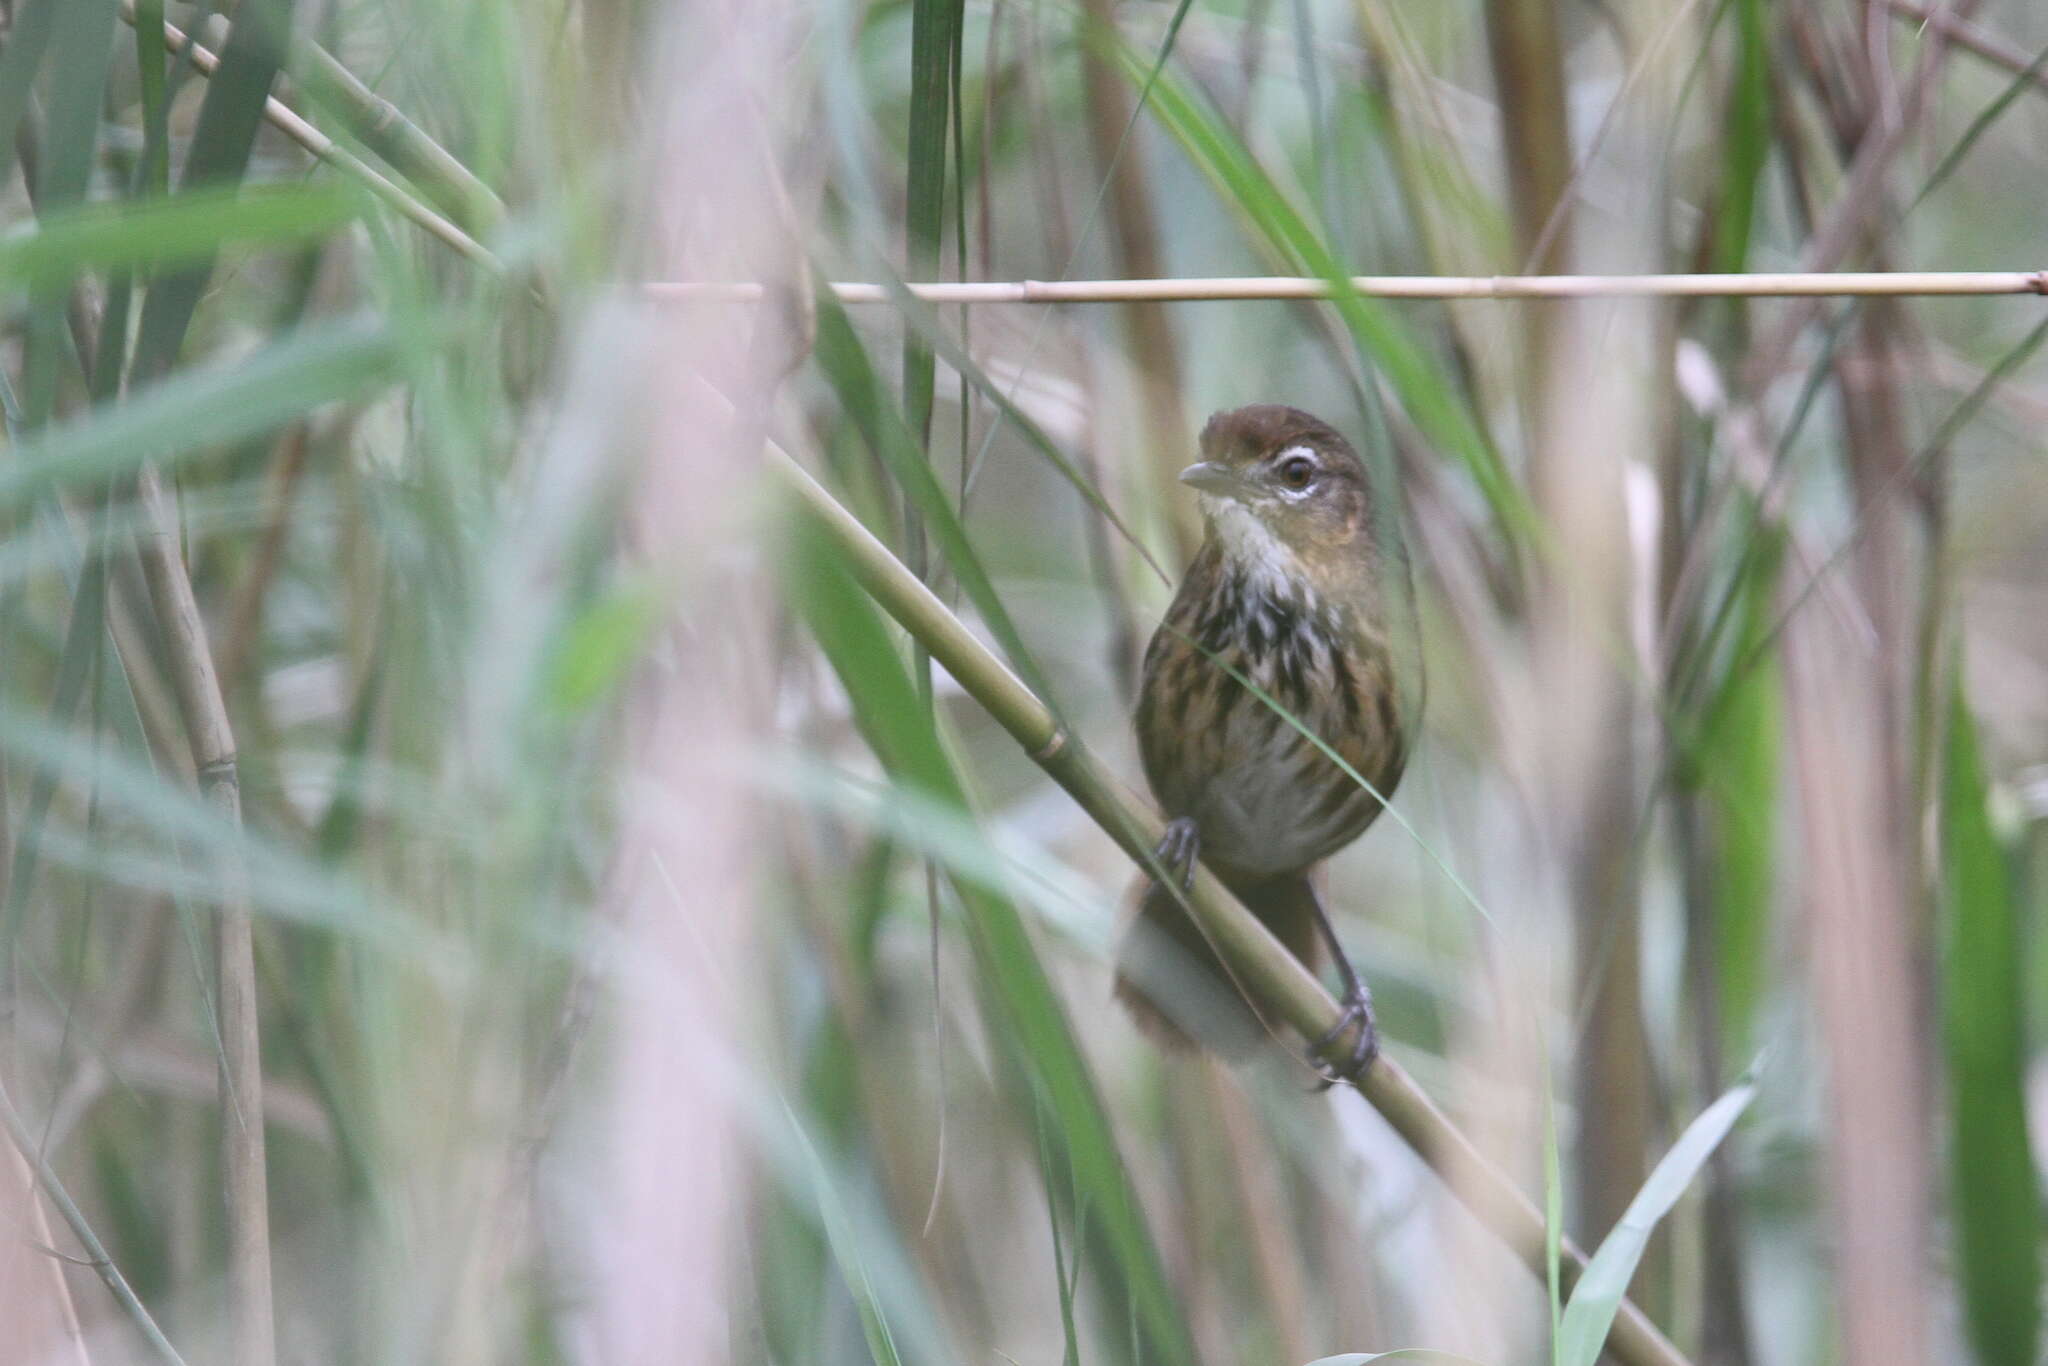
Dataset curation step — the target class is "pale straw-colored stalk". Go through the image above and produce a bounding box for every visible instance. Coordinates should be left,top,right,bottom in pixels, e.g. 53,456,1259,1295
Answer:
656,269,2048,304
132,467,275,1366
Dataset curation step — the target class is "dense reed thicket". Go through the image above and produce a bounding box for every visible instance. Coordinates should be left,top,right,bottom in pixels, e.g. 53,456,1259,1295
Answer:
1,1,2044,1364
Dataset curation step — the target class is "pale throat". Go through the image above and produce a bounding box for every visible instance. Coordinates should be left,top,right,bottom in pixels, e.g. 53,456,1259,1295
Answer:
1201,497,1318,607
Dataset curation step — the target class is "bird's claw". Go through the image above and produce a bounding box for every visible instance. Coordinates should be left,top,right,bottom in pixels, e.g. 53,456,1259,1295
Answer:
1155,817,1201,892
1309,983,1378,1090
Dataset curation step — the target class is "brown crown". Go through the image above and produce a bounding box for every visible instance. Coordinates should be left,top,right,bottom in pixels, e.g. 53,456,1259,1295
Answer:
1198,404,1356,465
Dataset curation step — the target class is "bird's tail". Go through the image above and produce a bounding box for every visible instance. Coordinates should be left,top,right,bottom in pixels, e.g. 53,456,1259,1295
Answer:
1112,872,1321,1059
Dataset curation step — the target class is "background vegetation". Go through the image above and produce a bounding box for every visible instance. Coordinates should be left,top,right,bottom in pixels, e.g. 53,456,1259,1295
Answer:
0,0,2044,1363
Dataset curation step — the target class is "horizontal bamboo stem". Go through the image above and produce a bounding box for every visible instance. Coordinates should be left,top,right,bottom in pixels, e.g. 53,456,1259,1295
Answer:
772,446,1693,1366
656,270,2048,304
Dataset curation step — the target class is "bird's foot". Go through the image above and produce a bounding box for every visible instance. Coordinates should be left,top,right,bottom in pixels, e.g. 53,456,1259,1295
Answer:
1309,980,1378,1090
1154,817,1201,892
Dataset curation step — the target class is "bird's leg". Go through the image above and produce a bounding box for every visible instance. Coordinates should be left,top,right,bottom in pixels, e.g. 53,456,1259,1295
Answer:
1153,817,1201,891
1305,882,1378,1087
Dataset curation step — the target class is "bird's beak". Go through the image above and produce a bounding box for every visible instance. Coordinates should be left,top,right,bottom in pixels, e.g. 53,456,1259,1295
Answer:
1177,461,1243,499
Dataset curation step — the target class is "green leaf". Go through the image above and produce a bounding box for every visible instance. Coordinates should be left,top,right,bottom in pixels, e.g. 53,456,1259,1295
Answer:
813,293,1059,708
30,0,116,213
134,0,172,195
787,502,1195,1366
16,0,117,428
883,277,1169,585
0,185,364,297
0,320,402,512
1693,529,1782,1058
0,0,60,194
900,0,960,446
0,551,109,972
1556,1070,1759,1366
1710,0,1771,274
1941,672,2042,1366
541,581,665,715
130,0,296,383
782,1103,909,1366
0,698,408,949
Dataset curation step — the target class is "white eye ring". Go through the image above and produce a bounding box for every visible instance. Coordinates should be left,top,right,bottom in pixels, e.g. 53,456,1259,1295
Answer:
1274,446,1317,494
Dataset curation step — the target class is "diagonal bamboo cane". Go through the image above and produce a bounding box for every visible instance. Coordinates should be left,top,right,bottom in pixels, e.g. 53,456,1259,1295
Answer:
117,2,496,268
772,446,1694,1366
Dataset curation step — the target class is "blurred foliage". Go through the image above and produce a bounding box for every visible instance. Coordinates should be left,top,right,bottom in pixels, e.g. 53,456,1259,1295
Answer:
1,0,2046,1364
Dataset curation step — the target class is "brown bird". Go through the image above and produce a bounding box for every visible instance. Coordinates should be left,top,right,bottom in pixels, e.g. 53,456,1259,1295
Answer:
1114,404,1421,1082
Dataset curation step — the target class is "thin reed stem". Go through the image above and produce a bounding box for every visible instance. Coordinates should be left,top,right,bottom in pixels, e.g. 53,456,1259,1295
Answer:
132,468,275,1366
0,1074,188,1365
658,269,2048,303
1887,0,2048,94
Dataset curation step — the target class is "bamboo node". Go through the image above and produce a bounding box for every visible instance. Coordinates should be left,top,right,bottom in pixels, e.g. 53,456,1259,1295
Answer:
2030,271,2048,295
196,756,240,784
1031,729,1069,763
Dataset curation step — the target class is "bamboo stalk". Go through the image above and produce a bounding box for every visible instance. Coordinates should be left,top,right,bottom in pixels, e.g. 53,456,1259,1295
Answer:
280,34,505,233
132,469,275,1366
659,269,2048,303
118,2,497,268
773,447,1695,1366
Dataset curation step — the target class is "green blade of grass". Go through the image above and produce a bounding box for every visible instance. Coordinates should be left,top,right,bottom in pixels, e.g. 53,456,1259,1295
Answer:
0,695,409,944
1710,0,1770,274
813,292,1062,710
781,1102,911,1366
1691,528,1782,1059
29,0,115,214
133,0,171,194
882,276,1169,584
16,0,118,429
1911,38,2048,214
788,500,1197,1366
1940,671,2042,1366
1556,1069,1759,1366
129,0,296,384
0,320,401,513
0,0,60,193
0,553,110,995
0,184,363,296
1104,40,1522,537
901,0,960,450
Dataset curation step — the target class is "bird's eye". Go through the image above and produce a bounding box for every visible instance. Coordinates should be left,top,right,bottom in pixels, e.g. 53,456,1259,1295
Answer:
1279,456,1315,489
